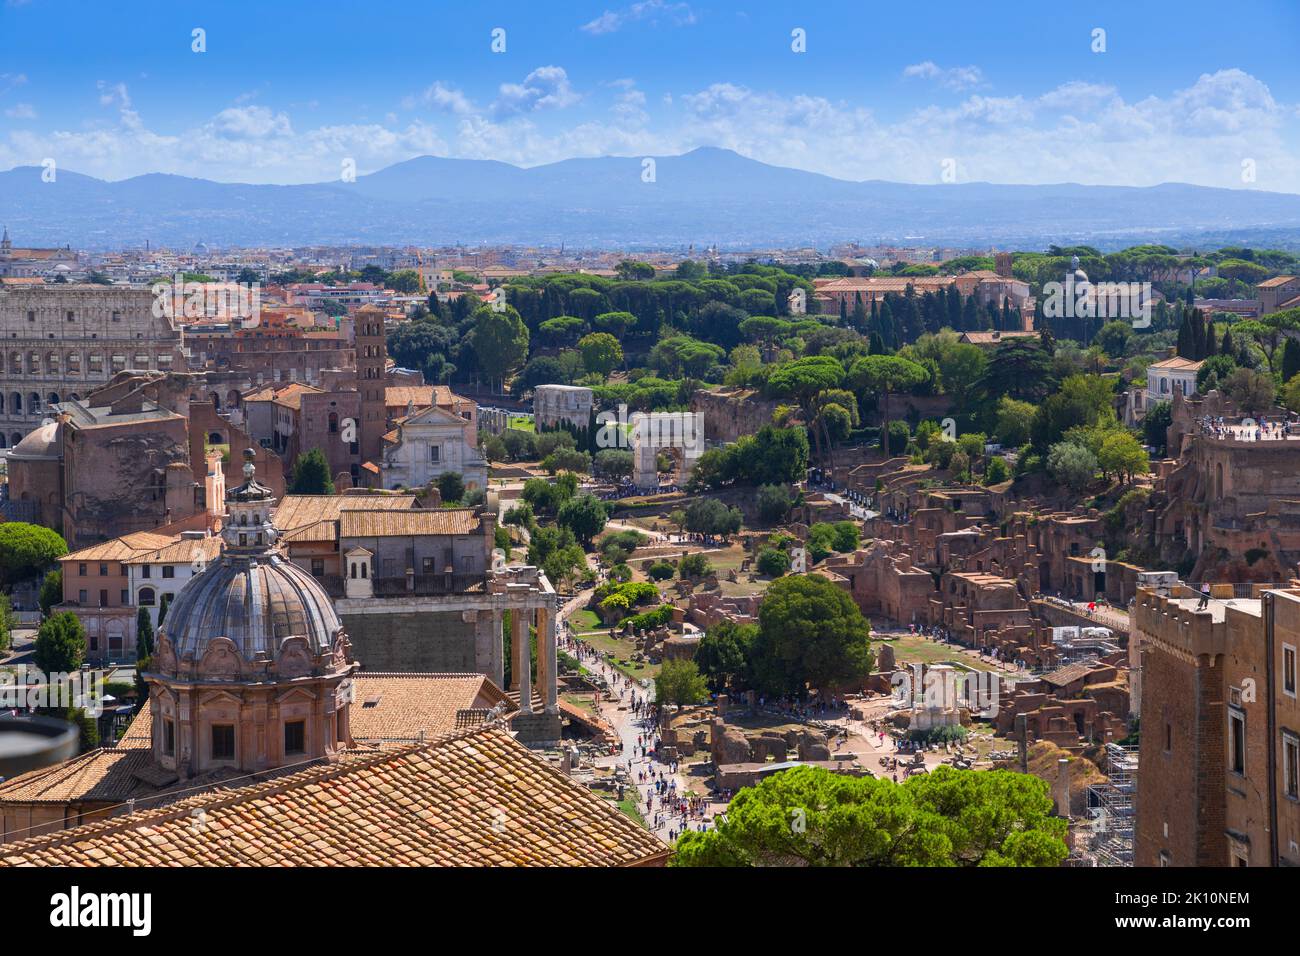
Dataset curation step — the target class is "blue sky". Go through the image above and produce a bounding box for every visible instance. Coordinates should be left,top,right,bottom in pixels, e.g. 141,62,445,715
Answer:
1,0,1298,190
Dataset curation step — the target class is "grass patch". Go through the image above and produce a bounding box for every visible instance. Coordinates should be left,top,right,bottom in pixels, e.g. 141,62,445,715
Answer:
579,630,660,680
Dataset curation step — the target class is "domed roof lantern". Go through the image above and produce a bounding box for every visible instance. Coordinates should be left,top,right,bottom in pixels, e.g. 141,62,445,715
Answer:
221,448,278,554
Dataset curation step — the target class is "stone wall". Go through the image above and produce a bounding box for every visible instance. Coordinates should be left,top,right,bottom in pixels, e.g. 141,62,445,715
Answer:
342,610,480,672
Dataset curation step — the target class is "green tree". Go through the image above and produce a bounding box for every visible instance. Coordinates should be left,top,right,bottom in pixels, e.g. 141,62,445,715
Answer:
0,595,14,654
437,471,465,504
1097,431,1150,485
672,765,1068,867
0,523,68,586
750,575,872,697
847,355,928,455
578,332,623,377
289,448,335,495
38,569,63,618
694,619,756,692
655,659,710,707
34,611,86,674
1047,440,1098,492
756,547,791,577
556,493,611,548
471,305,530,392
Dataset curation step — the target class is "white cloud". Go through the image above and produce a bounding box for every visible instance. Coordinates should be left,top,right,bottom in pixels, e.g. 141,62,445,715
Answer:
405,81,475,115
903,61,985,92
581,0,696,35
97,80,131,110
491,66,581,117
0,68,1296,192
4,103,36,119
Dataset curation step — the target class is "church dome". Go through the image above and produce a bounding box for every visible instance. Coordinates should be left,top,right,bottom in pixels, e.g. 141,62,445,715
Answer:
5,421,61,461
154,448,349,678
161,552,343,665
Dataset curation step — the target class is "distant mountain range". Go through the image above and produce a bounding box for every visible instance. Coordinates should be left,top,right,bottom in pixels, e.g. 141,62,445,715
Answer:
4,147,1300,251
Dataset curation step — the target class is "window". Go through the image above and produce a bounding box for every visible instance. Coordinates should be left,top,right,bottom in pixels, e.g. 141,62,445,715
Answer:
211,724,235,760
1285,732,1300,800
110,353,126,372
78,589,87,604
1159,851,1171,867
79,563,87,575
99,563,108,576
111,310,120,323
88,353,103,373
66,310,75,322
429,444,441,463
162,566,175,578
1285,644,1297,698
138,587,156,607
120,589,129,605
142,565,151,578
1229,708,1246,775
311,558,325,578
67,352,80,373
1165,722,1173,753
163,719,175,756
26,310,35,323
284,720,305,755
422,556,436,573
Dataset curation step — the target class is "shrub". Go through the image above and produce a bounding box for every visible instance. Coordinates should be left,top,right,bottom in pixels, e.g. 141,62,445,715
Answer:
757,547,791,577
647,561,676,581
679,554,713,579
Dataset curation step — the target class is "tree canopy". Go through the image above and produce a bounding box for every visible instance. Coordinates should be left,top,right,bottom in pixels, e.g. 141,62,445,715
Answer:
672,765,1069,867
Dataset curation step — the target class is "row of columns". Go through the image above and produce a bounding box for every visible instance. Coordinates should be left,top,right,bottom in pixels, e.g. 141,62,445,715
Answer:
508,604,557,715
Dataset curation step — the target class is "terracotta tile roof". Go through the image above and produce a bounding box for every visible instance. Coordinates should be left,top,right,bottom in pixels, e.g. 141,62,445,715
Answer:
121,536,221,566
0,725,670,867
1257,275,1298,288
0,710,154,806
385,385,455,411
272,494,418,537
62,532,177,564
339,508,480,538
349,673,516,745
958,330,1038,345
1149,356,1203,371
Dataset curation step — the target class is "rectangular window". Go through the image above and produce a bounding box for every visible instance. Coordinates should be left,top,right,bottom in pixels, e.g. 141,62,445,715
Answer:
1229,708,1246,776
157,353,173,368
78,589,87,604
1165,722,1172,753
88,354,103,373
67,353,80,373
430,444,441,463
422,557,436,573
110,353,126,372
1285,732,1300,800
310,558,325,578
1285,644,1297,698
120,589,129,605
111,311,120,323
162,566,175,578
134,353,149,368
66,311,75,322
99,563,108,576
98,590,107,608
142,565,151,578
163,719,175,756
211,724,235,760
284,720,305,755
79,563,87,576
26,310,35,323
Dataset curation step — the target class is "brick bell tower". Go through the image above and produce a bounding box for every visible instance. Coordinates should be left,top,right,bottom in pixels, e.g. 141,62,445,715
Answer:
354,305,388,467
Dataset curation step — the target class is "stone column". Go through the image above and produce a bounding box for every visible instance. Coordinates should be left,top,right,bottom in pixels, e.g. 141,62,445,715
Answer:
512,608,533,713
489,610,505,689
537,605,558,714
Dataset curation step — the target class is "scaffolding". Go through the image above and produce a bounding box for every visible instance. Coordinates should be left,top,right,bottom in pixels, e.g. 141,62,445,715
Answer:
1084,742,1138,866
